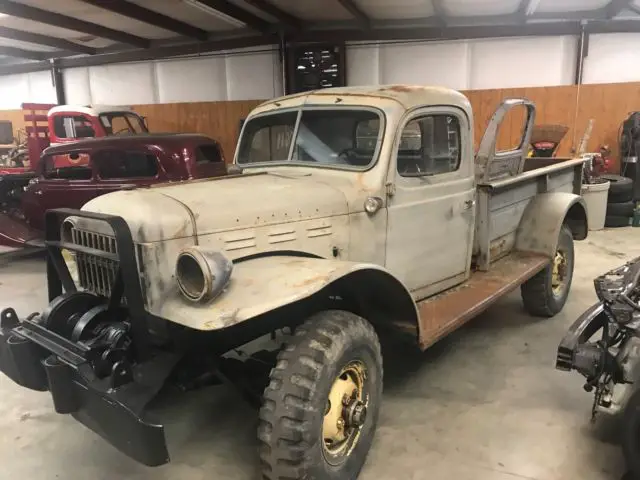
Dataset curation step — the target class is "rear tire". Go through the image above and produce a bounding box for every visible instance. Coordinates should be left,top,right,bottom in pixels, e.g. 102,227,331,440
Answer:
521,225,574,317
258,311,383,480
605,214,631,228
606,201,635,217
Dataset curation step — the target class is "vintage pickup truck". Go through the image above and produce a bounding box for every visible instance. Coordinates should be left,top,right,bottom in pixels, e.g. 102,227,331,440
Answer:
0,85,588,479
0,134,227,248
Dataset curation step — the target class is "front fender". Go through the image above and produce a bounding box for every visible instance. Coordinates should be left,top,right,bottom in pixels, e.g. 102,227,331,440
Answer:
157,255,418,332
515,192,587,258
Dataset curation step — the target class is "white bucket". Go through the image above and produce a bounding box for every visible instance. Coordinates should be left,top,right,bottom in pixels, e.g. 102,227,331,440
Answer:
581,181,610,231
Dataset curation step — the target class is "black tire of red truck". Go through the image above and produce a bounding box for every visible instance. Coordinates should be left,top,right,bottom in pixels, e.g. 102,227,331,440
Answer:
521,225,575,317
258,310,383,480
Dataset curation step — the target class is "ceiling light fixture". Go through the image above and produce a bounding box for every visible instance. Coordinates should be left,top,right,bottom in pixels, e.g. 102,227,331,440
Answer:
182,0,246,28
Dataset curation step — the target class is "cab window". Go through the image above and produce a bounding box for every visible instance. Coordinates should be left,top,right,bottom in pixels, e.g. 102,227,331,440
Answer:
52,115,96,139
397,115,461,177
93,150,159,179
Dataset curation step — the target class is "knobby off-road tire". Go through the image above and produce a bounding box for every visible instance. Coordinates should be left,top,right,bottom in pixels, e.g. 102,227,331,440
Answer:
258,311,383,480
521,225,574,317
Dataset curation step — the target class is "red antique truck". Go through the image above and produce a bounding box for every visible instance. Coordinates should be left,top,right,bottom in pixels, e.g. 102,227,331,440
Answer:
0,103,149,212
0,133,227,249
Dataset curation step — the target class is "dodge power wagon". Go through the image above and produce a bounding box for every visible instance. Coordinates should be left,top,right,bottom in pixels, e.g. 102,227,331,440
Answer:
0,85,588,480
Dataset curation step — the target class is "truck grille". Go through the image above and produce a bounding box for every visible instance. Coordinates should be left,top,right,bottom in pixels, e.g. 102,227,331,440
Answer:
70,227,119,298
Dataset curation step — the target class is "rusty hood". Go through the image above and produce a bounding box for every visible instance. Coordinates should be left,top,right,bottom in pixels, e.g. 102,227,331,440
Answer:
81,172,349,242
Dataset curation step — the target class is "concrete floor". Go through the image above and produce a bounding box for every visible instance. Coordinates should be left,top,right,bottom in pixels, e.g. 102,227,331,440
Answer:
1,228,639,480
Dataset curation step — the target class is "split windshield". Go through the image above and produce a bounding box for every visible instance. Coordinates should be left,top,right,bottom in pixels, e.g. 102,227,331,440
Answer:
99,113,147,135
236,108,382,169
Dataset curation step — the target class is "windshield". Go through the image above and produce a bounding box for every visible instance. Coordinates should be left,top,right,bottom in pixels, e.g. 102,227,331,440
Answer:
99,112,147,135
237,108,382,169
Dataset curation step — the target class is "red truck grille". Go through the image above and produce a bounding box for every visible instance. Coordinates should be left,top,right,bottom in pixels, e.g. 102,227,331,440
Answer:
69,227,119,298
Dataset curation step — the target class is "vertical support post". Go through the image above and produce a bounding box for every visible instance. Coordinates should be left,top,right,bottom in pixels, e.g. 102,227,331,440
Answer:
278,34,289,95
574,26,589,86
50,59,66,105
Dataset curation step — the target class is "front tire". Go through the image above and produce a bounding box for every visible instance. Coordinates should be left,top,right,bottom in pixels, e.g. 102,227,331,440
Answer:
258,311,383,480
521,224,575,317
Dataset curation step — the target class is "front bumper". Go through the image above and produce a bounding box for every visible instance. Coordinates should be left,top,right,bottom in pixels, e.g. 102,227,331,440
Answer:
0,307,173,467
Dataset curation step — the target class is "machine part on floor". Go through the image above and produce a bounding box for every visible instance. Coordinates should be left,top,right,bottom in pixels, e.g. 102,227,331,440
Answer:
520,225,574,317
258,311,382,480
605,215,631,228
606,201,636,217
556,257,640,478
529,124,569,157
602,174,634,203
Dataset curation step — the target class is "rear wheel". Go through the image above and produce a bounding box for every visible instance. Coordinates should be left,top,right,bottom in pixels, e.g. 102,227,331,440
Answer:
521,225,574,317
258,310,382,480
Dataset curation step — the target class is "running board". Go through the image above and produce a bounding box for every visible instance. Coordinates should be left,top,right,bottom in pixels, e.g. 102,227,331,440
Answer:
417,253,549,350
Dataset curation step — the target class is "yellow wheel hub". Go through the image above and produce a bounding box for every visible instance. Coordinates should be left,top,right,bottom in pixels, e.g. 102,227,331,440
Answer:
552,250,567,296
322,361,367,460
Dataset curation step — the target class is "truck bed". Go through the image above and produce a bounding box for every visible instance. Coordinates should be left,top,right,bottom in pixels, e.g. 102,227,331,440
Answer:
474,156,584,270
417,252,548,349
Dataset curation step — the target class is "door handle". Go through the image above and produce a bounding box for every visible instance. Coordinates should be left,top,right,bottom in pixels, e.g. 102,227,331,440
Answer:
463,199,475,210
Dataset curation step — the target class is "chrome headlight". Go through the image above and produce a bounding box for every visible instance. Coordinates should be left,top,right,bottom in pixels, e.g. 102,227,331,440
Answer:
176,247,233,303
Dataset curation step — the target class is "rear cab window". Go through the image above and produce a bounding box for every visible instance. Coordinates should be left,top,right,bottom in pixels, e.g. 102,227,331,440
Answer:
52,115,96,139
92,149,159,179
42,153,92,180
195,144,223,164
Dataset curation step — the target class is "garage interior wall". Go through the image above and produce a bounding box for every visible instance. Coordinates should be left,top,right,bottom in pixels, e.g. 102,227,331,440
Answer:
1,33,640,161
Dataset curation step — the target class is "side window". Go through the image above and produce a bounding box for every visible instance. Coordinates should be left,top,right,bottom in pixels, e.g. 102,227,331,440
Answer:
42,155,92,180
93,150,159,179
397,114,461,177
52,115,95,139
195,144,223,164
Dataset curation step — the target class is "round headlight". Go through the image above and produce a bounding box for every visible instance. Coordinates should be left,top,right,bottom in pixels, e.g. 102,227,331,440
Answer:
176,247,233,303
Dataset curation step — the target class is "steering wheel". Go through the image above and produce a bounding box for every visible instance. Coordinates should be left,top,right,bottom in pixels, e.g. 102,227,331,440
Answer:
337,148,357,164
113,128,131,135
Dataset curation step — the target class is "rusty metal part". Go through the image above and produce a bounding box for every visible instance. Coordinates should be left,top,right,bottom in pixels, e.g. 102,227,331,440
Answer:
323,361,367,462
417,252,549,350
552,250,568,296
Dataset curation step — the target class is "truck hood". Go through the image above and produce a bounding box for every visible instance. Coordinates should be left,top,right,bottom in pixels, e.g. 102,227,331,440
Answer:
82,172,349,242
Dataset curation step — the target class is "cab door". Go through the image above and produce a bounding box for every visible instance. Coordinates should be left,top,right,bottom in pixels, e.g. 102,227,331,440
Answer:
384,106,475,299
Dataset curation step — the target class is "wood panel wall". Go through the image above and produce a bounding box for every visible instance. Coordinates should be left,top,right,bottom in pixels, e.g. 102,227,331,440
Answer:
1,83,640,170
463,83,640,172
133,100,262,162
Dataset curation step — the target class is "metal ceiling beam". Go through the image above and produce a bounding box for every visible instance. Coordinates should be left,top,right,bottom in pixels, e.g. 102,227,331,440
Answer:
238,0,302,29
0,26,96,54
431,0,448,26
605,0,632,18
0,1,150,48
516,0,532,20
336,0,371,29
79,0,208,40
188,0,270,31
0,46,45,60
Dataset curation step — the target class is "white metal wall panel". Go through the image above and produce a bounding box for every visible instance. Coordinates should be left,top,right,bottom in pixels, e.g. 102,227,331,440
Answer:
468,36,577,89
225,50,282,100
0,73,28,109
583,33,640,84
378,41,471,90
89,63,156,105
347,44,380,86
26,71,57,104
156,56,227,103
63,67,92,105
